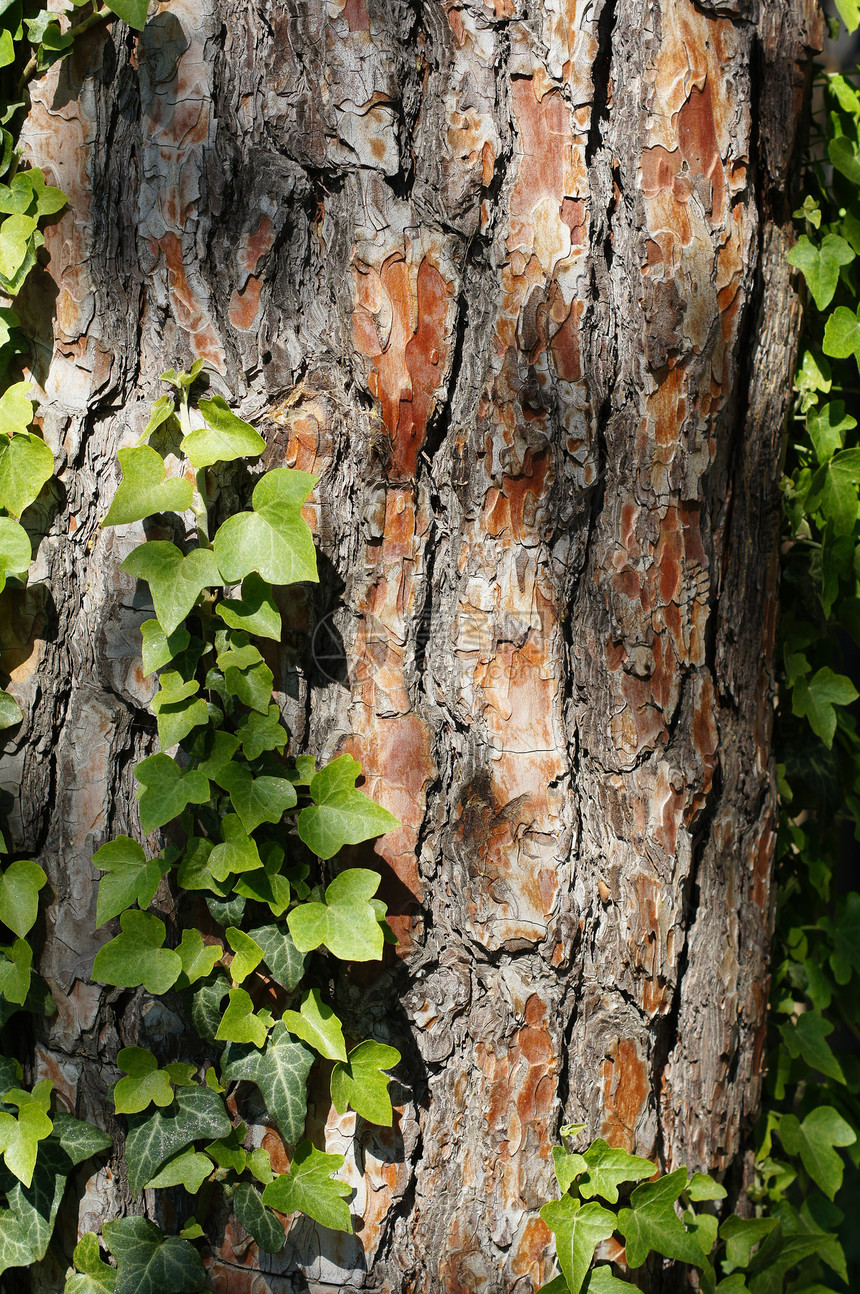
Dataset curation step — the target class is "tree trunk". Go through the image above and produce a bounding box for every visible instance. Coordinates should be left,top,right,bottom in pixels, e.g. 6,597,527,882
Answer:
0,0,821,1288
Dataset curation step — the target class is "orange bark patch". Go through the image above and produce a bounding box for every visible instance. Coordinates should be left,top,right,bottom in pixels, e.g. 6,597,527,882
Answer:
228,275,262,330
678,80,725,221
600,1039,649,1150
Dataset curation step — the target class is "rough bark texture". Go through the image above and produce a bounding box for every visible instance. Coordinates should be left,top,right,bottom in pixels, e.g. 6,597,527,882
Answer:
0,0,821,1289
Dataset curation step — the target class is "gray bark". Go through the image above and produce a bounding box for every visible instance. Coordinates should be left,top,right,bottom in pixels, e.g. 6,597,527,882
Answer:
0,0,821,1288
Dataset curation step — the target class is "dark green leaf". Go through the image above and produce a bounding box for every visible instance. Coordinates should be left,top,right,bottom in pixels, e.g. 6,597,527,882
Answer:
124,1085,230,1195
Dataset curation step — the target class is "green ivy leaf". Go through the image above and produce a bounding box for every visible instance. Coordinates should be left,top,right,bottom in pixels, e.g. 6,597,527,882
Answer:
50,1111,111,1166
209,814,263,882
103,447,193,527
539,1194,617,1294
583,1269,631,1293
175,929,222,989
0,516,31,592
94,836,162,926
102,0,151,31
233,1182,285,1253
330,1039,400,1123
552,1146,588,1193
0,1081,53,1187
213,468,318,587
574,1138,654,1204
788,234,855,311
220,653,273,714
221,1023,313,1142
113,1047,175,1115
215,987,273,1047
829,134,860,186
123,1085,230,1195
804,447,860,535
66,1232,117,1294
808,402,857,465
134,753,210,835
226,927,264,984
821,890,860,982
213,762,296,834
236,705,288,761
181,395,266,468
287,868,385,961
0,859,45,938
248,923,308,992
745,1222,835,1294
835,0,860,31
217,574,282,641
0,214,37,284
282,988,348,1062
234,863,292,917
0,937,33,1004
0,432,52,518
778,1107,856,1200
122,542,222,636
297,754,399,860
779,1011,845,1083
138,395,176,444
139,620,191,676
686,1172,727,1202
791,666,859,747
102,1216,206,1294
189,970,231,1043
92,910,182,995
616,1168,706,1268
262,1140,351,1232
143,1147,213,1193
0,689,23,729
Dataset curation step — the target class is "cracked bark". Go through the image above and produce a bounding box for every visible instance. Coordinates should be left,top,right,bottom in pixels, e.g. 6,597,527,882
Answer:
0,0,821,1289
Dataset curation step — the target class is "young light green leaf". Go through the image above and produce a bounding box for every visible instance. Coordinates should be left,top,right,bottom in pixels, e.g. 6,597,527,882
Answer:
182,395,266,469
0,383,32,437
0,516,29,592
205,1121,248,1173
221,654,274,714
92,910,182,995
175,929,222,989
139,620,191,676
262,1140,352,1232
138,395,176,444
248,923,308,992
0,859,45,938
287,867,384,962
226,927,264,984
217,573,282,641
835,0,860,30
236,705,288,761
829,135,860,186
213,468,318,587
102,0,151,31
122,542,222,636
808,402,857,464
113,1047,174,1115
213,762,296,834
233,1182,285,1253
0,1081,53,1187
102,1216,206,1294
103,446,193,527
282,987,348,1062
616,1168,706,1268
330,1039,400,1123
297,754,399,860
0,432,52,517
220,1023,313,1142
123,1085,230,1195
553,1146,588,1193
583,1269,631,1293
0,937,33,1004
134,752,210,835
215,987,273,1047
143,1148,213,1193
66,1232,117,1294
778,1107,856,1200
791,666,859,747
0,689,22,729
787,234,854,311
686,1172,727,1202
0,214,37,282
824,304,860,367
209,814,263,882
94,836,162,926
539,1194,617,1294
575,1138,654,1204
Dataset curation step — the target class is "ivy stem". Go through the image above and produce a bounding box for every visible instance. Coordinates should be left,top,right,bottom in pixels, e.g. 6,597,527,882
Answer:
18,5,113,95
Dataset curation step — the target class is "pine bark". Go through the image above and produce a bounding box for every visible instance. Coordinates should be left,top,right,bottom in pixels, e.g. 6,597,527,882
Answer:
0,0,822,1289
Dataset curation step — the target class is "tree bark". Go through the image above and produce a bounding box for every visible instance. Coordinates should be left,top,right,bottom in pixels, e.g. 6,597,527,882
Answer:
0,0,822,1288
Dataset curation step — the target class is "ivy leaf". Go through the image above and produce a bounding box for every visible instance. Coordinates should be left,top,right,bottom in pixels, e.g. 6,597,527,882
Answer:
575,1138,654,1204
330,1039,400,1123
189,970,231,1043
808,402,856,465
134,753,210,835
213,762,296,834
791,666,859,747
209,814,262,882
0,1081,53,1187
175,836,224,894
236,705,288,761
152,681,209,751
139,620,191,676
0,938,33,1004
217,574,282,641
788,234,855,311
835,0,860,31
248,923,308,992
143,1148,213,1193
539,1194,618,1294
233,1182,285,1253
175,929,221,989
123,1085,230,1195
102,0,151,31
262,1140,351,1232
0,859,45,938
583,1269,631,1293
181,395,266,468
779,1011,845,1083
215,987,273,1047
234,864,292,917
821,891,860,983
213,468,318,587
778,1107,856,1200
103,1216,206,1294
824,305,860,368
193,730,240,780
0,516,31,592
220,1023,313,1142
686,1172,727,1202
804,448,860,535
0,214,38,285
226,928,264,984
66,1232,117,1294
122,542,222,636
287,868,385,961
48,1111,110,1167
719,1215,776,1272
282,988,348,1062
552,1146,588,1193
103,447,193,527
113,1047,175,1115
829,135,860,185
616,1168,706,1268
92,910,182,995
94,836,162,926
0,432,52,518
745,1222,836,1294
0,689,22,729
297,754,399,860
